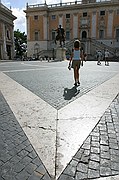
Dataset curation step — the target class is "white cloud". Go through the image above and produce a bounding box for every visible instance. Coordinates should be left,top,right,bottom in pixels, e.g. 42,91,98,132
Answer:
2,0,10,7
12,8,26,33
10,0,74,33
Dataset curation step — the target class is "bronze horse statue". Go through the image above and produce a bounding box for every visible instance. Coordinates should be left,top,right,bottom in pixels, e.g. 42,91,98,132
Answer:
55,25,65,47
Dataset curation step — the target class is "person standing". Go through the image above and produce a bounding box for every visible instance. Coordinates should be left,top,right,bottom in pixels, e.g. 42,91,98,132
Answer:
68,39,83,86
97,50,102,65
105,49,110,66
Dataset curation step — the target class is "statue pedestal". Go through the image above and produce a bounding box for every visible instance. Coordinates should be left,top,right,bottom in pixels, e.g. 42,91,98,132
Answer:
56,47,66,61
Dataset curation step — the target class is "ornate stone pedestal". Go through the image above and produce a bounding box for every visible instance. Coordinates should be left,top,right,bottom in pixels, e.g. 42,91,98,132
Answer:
56,47,66,61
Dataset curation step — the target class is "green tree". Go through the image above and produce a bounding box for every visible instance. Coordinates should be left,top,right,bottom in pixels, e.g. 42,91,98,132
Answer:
14,29,27,58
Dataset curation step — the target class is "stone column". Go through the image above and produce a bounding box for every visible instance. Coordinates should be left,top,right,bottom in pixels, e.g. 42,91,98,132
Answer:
11,25,15,59
91,11,96,38
43,14,48,50
26,15,30,41
73,13,78,38
3,24,8,59
107,10,113,38
43,14,48,40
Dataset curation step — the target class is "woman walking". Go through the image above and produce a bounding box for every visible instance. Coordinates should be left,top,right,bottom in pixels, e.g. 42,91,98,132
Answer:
68,39,83,86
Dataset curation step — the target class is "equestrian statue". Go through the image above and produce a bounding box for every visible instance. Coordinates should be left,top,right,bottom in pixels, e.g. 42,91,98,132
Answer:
55,25,65,47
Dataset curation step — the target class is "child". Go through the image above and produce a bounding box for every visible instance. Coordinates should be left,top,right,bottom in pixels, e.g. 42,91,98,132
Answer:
68,39,83,86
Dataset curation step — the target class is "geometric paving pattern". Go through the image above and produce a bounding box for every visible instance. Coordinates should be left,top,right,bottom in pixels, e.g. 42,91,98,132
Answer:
58,93,119,180
3,61,119,110
0,61,119,180
0,91,51,180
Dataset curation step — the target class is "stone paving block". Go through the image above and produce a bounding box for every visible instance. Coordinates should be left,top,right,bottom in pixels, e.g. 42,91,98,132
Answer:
63,164,76,177
100,158,111,168
58,174,74,180
42,173,54,180
100,166,112,177
60,93,119,179
88,168,100,179
24,162,37,175
100,151,110,160
110,154,119,163
90,153,100,162
15,169,30,180
77,162,88,173
0,92,52,180
75,171,87,180
88,160,100,170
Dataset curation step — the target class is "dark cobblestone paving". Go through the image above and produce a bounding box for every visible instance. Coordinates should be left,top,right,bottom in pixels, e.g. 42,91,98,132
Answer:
0,91,52,180
4,61,119,110
58,93,119,180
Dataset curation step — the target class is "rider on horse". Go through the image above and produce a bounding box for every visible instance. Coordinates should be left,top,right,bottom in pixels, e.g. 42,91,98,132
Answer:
55,25,65,47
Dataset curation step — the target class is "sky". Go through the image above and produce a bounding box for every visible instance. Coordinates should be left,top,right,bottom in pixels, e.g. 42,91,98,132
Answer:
1,0,72,34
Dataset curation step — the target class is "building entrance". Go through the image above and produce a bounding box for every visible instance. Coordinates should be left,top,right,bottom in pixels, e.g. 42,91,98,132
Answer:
82,31,87,39
6,45,11,59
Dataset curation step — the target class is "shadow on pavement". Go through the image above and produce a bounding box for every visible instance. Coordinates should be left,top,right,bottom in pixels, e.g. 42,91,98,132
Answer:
63,86,80,100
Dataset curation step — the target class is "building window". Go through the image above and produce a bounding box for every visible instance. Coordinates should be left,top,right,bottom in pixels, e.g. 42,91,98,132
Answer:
34,15,38,20
116,29,119,38
66,31,70,40
66,14,70,19
52,15,56,20
7,30,10,40
99,30,104,39
83,12,87,17
52,31,55,40
34,31,39,41
100,11,105,16
117,9,119,15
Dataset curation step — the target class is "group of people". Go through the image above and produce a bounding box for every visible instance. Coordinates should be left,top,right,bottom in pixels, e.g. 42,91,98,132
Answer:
96,49,110,66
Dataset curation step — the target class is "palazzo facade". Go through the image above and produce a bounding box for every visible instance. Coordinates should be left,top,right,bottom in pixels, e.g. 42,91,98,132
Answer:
24,0,119,58
0,3,16,60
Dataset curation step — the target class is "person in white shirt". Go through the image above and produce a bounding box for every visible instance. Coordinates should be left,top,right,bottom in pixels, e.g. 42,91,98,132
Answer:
105,49,110,66
68,39,83,86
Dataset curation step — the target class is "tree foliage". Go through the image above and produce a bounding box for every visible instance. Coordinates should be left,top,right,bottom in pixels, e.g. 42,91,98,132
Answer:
14,29,27,58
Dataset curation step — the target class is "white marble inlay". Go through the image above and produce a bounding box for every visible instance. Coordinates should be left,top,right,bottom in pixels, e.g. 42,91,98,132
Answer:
0,70,119,179
57,73,119,178
0,72,57,178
